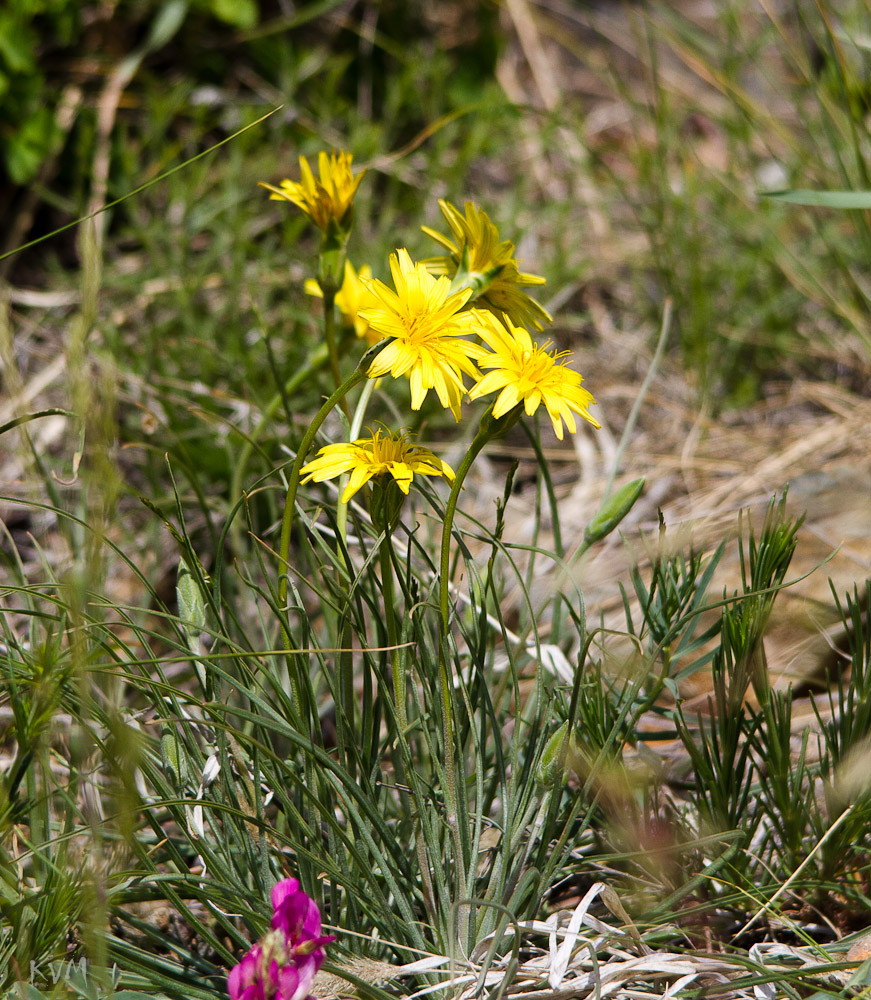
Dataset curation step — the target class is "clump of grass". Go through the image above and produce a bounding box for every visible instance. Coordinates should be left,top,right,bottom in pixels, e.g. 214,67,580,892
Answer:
588,495,871,937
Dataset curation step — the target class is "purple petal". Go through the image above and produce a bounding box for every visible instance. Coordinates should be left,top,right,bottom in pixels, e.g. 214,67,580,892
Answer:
233,879,335,1000
227,964,245,1000
271,878,301,914
293,937,334,970
271,883,324,944
299,897,325,940
277,960,318,1000
228,948,261,1000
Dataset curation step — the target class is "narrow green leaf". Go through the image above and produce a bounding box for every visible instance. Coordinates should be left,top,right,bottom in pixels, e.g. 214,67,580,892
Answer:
760,188,871,208
176,559,207,656
0,408,75,437
0,105,283,263
160,731,187,787
143,0,189,52
211,0,257,28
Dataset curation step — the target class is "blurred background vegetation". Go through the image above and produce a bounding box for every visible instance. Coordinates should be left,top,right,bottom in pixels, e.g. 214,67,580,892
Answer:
4,0,871,419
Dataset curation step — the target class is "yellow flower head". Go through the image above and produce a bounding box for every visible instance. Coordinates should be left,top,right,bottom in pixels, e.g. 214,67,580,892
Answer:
300,426,455,504
305,261,380,344
360,249,487,420
259,151,365,232
422,200,552,330
468,312,601,440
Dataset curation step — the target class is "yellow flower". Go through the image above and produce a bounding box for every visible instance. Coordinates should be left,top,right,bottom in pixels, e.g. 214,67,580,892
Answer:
468,312,601,440
300,427,455,504
259,151,365,231
305,261,380,344
360,249,487,420
422,200,552,330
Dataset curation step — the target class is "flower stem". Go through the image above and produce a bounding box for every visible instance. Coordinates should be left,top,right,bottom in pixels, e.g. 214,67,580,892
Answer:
322,286,350,421
276,341,391,658
439,405,521,628
333,378,376,778
229,343,329,554
439,432,492,630
519,418,565,638
336,377,376,547
278,352,390,710
278,367,366,668
436,410,503,917
378,527,437,920
379,530,407,736
276,375,363,724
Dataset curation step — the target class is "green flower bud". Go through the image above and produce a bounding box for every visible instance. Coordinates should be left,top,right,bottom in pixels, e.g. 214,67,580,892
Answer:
584,478,645,546
538,721,584,785
478,401,523,440
369,474,405,533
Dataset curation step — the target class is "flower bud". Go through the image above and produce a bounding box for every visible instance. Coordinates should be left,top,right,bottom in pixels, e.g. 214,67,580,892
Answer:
584,478,645,546
369,475,405,533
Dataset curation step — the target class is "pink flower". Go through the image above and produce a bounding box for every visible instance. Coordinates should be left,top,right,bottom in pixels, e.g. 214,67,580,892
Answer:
270,879,329,944
228,879,335,1000
228,946,267,1000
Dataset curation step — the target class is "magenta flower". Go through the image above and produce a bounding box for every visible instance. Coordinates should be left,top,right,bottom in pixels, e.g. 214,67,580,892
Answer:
229,879,335,1000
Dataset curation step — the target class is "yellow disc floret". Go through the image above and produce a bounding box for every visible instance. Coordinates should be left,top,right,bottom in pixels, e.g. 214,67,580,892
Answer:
300,426,455,504
469,312,600,440
422,200,552,330
360,249,487,420
260,151,365,232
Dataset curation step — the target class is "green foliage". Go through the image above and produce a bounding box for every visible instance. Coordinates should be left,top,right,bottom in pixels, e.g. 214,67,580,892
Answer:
0,0,264,188
624,523,724,686
584,478,646,547
199,0,257,30
0,2,73,183
617,495,871,917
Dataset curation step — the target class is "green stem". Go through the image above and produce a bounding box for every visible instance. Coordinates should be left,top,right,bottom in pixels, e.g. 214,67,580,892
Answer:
436,406,511,924
329,361,377,773
446,244,506,299
229,344,329,547
276,340,391,657
603,295,671,500
322,287,350,420
276,372,363,725
379,530,407,736
439,427,494,629
378,526,437,920
519,418,565,639
332,376,378,769
336,377,376,547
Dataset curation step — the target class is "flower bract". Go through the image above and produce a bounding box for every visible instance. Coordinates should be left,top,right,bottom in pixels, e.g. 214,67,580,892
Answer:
300,426,455,504
260,151,365,232
228,878,334,1000
468,312,601,440
422,199,552,330
360,248,486,419
305,261,379,344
